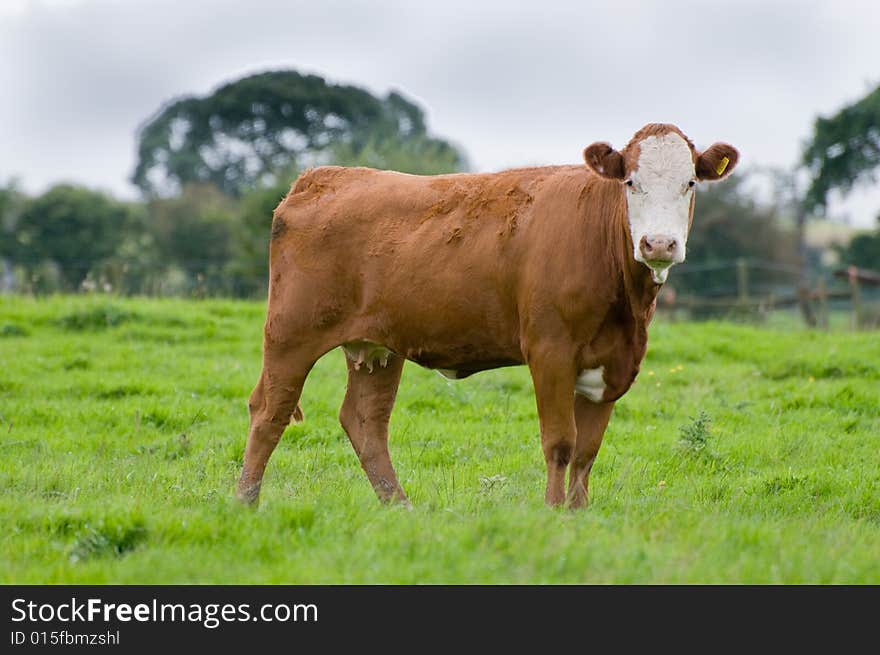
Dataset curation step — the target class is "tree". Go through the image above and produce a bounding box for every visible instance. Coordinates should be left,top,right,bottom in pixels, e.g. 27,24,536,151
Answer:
15,185,132,289
330,133,464,175
95,201,158,295
132,70,466,197
802,84,880,212
798,84,880,320
228,172,295,296
0,179,26,291
146,184,237,292
836,216,880,270
0,179,25,259
673,174,797,297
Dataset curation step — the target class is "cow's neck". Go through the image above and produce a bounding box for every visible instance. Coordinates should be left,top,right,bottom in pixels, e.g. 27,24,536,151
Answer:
622,254,662,323
615,210,662,330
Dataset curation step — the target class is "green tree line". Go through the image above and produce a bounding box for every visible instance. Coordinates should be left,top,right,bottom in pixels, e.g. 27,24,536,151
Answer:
1,71,466,296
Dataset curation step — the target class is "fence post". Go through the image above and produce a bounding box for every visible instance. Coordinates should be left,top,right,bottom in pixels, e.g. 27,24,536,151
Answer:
736,258,749,304
848,266,862,330
816,276,829,330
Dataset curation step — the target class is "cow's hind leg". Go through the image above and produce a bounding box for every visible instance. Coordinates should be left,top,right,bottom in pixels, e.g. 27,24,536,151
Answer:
338,349,408,505
567,396,614,509
236,343,317,505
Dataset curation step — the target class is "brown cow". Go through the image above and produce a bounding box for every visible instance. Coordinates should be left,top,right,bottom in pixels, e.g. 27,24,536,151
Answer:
237,123,738,508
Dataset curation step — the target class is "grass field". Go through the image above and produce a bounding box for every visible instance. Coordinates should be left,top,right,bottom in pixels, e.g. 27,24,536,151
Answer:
1,295,878,583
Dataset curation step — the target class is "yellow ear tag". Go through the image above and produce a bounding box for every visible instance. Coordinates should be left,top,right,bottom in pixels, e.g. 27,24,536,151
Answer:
715,156,730,176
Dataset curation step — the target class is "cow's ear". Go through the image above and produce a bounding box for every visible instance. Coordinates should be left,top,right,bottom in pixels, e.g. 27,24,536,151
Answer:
583,142,625,180
696,143,739,181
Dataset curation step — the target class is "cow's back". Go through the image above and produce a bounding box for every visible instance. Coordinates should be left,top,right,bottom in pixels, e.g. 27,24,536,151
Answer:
274,165,577,238
270,164,586,286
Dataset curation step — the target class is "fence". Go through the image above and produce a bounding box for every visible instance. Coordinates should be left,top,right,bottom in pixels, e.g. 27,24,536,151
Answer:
659,259,880,329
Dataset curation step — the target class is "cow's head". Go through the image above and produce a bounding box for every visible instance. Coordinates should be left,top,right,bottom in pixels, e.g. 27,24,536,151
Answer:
583,123,738,283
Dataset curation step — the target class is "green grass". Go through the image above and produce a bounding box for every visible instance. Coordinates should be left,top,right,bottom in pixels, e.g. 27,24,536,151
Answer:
1,295,878,583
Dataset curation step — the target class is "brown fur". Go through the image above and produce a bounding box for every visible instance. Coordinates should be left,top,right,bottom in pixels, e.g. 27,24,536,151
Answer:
236,124,737,509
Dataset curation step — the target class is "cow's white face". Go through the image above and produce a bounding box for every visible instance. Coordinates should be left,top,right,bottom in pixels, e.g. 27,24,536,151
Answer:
624,133,695,284
583,124,738,284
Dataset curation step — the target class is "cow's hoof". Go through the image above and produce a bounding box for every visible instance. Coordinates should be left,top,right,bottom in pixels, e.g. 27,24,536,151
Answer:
236,482,261,507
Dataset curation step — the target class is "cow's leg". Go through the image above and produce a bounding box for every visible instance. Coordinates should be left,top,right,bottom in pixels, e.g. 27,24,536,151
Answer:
338,351,408,504
567,396,615,509
528,352,577,507
236,343,317,505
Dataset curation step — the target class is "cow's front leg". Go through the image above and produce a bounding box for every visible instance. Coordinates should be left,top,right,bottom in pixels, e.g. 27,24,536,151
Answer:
567,395,615,508
528,350,577,507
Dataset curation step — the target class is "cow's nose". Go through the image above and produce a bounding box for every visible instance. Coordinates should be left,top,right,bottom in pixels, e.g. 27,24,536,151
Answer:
639,235,678,261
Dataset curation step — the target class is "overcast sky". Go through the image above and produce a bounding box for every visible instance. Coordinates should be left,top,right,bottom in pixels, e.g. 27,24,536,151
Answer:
2,0,879,225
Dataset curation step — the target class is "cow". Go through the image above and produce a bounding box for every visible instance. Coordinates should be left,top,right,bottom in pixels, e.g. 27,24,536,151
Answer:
236,123,738,508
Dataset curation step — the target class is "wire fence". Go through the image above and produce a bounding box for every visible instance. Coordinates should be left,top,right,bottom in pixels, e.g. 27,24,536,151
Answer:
659,258,880,329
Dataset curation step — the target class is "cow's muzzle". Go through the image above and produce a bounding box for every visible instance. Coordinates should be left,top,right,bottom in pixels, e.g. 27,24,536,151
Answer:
639,234,679,264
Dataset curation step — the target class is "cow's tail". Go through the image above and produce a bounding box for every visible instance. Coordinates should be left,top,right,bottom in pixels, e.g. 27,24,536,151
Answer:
292,404,304,424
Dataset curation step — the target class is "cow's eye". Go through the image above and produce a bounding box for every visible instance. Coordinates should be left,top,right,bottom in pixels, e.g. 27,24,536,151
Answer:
687,180,696,188
625,180,634,187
